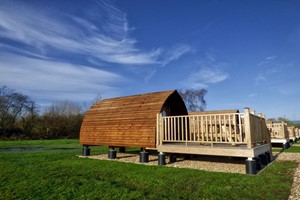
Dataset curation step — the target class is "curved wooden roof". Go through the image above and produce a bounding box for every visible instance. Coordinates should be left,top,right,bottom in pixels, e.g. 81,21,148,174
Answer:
80,90,187,148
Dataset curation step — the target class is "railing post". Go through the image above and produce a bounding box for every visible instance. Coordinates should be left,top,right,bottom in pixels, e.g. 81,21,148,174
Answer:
258,113,263,144
160,114,164,145
156,113,160,146
281,121,286,139
244,108,252,148
156,113,163,146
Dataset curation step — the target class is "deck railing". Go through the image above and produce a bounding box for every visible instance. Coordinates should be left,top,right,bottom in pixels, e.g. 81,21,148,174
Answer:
288,126,295,139
296,128,300,138
157,108,270,148
266,121,289,139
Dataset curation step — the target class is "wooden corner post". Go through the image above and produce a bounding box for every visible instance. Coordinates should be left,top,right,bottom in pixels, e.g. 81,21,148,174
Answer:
156,113,163,147
281,121,286,139
156,113,161,146
244,108,252,148
258,113,264,143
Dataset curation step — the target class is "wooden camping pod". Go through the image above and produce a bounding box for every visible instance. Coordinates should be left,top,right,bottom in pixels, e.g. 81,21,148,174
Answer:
80,90,188,148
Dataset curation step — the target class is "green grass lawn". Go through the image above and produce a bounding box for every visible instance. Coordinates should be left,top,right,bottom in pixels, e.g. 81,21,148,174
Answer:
272,141,300,153
284,144,300,153
0,139,297,200
272,147,283,153
272,140,300,153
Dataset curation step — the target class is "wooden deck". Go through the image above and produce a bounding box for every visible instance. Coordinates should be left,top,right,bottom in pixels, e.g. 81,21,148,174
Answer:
266,121,289,142
157,143,270,158
271,138,289,144
156,108,272,159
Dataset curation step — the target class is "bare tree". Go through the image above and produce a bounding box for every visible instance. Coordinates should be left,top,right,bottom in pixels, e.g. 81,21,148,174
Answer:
178,88,207,112
0,86,37,137
82,94,102,113
43,100,82,116
38,100,84,138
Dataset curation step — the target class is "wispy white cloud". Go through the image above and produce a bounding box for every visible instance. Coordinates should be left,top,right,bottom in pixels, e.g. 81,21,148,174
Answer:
161,44,193,66
258,55,276,66
278,83,300,95
0,0,194,103
142,44,193,81
182,52,229,88
248,93,257,97
255,73,267,85
144,69,158,83
183,67,229,88
255,56,293,86
0,0,191,66
266,56,276,60
0,53,124,102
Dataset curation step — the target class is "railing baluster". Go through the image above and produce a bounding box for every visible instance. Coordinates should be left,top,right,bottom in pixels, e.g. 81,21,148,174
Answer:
197,116,200,142
170,117,173,141
205,115,207,142
177,117,179,140
214,115,217,142
201,115,204,142
234,114,237,142
218,115,222,142
173,117,176,141
158,112,253,146
167,117,170,141
181,116,184,142
185,116,188,145
193,116,196,141
165,117,168,141
239,114,243,142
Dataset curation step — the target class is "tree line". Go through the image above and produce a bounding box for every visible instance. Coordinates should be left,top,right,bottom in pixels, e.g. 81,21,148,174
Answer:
0,86,86,140
0,86,208,140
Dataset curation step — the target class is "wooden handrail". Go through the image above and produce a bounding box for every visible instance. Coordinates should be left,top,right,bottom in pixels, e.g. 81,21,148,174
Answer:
156,108,270,149
159,112,245,146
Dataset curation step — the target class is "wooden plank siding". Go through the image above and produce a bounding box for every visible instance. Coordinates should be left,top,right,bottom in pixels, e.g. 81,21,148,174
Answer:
80,90,187,148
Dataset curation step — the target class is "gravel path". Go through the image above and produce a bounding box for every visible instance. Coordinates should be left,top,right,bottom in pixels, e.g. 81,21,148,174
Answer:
87,152,246,174
276,153,300,200
85,151,300,199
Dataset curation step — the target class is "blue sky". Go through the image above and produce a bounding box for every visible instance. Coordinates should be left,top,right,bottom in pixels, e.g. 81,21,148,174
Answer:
0,0,300,120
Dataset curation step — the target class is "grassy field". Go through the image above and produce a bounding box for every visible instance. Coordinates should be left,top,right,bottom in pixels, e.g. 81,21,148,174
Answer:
272,140,300,153
0,139,297,200
284,140,300,153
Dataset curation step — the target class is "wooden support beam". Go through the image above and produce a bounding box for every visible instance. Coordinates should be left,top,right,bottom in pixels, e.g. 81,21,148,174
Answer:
244,107,252,148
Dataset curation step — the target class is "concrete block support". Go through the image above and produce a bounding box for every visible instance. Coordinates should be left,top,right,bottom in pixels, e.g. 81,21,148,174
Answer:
265,152,271,163
246,158,257,175
82,145,90,156
140,149,149,163
259,154,268,166
158,152,166,166
255,157,262,170
283,142,290,149
169,154,177,163
108,147,117,159
184,154,191,160
119,147,126,153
